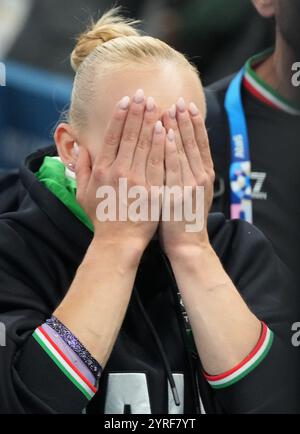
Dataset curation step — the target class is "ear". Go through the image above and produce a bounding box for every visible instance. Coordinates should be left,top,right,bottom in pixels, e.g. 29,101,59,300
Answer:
54,123,78,168
252,0,276,18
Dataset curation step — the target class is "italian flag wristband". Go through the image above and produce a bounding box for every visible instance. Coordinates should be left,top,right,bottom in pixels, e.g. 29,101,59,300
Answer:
203,322,274,389
33,326,97,400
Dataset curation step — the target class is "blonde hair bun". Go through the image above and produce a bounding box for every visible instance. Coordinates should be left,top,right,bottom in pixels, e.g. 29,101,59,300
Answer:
71,7,140,72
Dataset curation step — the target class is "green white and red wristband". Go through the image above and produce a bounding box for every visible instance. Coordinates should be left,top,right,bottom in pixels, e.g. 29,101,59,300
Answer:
203,322,274,389
33,326,97,400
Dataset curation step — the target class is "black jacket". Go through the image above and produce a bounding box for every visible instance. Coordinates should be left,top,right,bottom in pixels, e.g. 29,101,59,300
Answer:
205,78,300,277
0,146,299,414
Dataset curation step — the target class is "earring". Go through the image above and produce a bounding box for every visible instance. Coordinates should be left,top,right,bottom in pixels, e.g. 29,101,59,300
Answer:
67,162,76,172
66,142,79,172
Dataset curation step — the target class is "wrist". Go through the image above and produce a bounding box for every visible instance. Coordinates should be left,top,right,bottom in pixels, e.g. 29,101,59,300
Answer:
88,236,145,269
167,240,214,265
169,243,232,295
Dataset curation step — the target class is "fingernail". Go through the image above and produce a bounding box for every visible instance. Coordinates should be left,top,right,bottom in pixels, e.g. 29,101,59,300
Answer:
189,102,199,116
119,96,130,110
72,142,80,158
146,96,155,112
177,97,186,113
134,89,144,104
168,128,175,141
155,120,163,134
169,104,176,119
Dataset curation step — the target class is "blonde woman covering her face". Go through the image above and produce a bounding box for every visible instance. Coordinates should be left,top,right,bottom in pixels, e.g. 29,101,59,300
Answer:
0,8,298,414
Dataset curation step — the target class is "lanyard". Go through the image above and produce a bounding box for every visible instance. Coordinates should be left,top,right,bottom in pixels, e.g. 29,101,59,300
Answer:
224,67,253,223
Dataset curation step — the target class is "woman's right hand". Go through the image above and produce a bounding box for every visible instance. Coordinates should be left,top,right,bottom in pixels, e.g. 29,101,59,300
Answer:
75,89,165,254
54,91,165,366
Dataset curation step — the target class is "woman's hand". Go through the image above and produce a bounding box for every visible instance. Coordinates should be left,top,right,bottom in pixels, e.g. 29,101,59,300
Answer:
55,91,166,366
75,89,165,256
160,98,215,259
160,100,261,377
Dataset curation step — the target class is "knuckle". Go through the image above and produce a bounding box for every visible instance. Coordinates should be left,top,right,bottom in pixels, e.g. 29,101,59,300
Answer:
168,119,179,132
145,183,152,195
113,110,126,122
112,165,126,181
93,165,106,182
184,138,196,149
149,157,162,167
203,174,210,185
130,105,143,117
199,138,209,150
181,117,191,128
144,114,156,127
186,181,197,193
209,168,216,183
172,123,180,133
196,174,207,186
128,173,143,186
137,137,151,150
122,130,138,144
104,132,119,147
178,145,185,155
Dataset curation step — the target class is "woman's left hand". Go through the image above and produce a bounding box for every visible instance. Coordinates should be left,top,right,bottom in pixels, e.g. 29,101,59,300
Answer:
160,98,215,259
160,100,262,379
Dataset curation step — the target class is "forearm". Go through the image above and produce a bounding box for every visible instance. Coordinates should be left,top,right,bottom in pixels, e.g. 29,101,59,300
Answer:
169,244,261,375
54,238,142,367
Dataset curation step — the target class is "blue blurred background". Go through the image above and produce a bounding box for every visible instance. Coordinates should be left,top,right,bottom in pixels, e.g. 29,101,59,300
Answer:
0,0,274,170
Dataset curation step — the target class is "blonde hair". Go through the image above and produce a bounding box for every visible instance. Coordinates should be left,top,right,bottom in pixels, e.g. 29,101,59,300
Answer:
69,7,202,127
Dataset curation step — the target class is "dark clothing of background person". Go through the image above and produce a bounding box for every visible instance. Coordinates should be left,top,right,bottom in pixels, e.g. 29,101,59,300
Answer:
205,57,300,277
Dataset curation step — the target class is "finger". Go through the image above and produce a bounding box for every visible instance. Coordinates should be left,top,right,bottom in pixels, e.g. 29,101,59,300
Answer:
189,102,214,171
95,96,130,167
162,104,184,152
131,97,160,179
176,98,205,183
115,89,146,170
163,102,194,185
146,120,166,186
75,146,92,204
165,129,181,187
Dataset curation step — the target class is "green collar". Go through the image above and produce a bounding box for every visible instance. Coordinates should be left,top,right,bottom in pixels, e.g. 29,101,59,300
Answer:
35,156,94,232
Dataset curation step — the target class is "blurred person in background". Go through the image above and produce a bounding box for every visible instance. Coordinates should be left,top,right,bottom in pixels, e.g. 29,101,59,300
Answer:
207,0,300,278
3,0,273,81
142,0,275,84
0,7,299,414
0,0,274,171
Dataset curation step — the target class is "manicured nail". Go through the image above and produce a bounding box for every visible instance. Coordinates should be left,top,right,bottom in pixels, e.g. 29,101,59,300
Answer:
134,89,144,104
155,120,163,134
119,96,130,110
146,96,155,112
168,128,175,141
189,102,199,116
177,97,186,113
169,104,176,119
